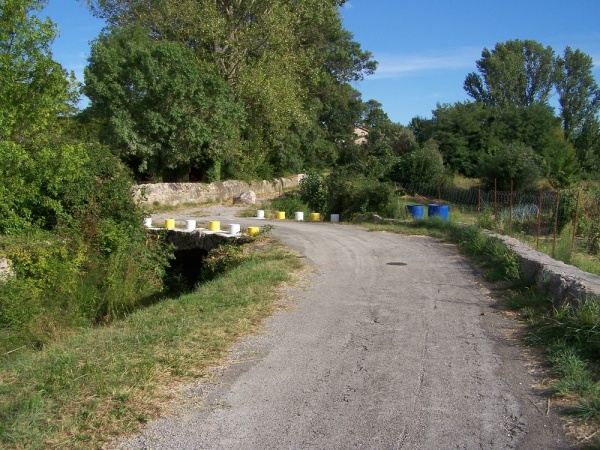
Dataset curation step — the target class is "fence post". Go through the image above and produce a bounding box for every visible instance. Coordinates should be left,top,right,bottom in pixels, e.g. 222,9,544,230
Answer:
509,180,513,235
536,189,542,250
552,190,561,258
571,189,581,256
494,179,498,222
478,182,481,214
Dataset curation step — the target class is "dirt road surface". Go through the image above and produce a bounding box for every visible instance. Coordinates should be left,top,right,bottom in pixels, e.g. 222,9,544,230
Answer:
118,205,575,449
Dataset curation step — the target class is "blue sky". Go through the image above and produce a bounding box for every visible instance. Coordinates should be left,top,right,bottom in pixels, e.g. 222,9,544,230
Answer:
341,0,600,124
44,0,600,125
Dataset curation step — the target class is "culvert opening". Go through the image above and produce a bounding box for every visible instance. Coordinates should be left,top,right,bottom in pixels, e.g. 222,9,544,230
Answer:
165,248,208,294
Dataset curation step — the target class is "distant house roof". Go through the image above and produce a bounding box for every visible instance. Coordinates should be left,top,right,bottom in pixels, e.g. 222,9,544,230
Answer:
353,126,369,145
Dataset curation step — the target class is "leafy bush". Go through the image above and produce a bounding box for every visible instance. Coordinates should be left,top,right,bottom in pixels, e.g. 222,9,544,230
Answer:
201,244,251,282
0,141,171,351
476,142,542,191
325,171,399,218
390,139,448,185
299,172,328,213
267,193,309,218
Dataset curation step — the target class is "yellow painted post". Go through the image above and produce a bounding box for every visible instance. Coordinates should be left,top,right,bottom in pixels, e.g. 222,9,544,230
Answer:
248,226,260,236
277,211,286,220
209,221,221,232
310,212,321,222
165,219,175,229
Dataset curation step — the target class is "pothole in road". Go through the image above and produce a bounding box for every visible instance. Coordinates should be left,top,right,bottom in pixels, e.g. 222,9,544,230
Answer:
386,262,407,266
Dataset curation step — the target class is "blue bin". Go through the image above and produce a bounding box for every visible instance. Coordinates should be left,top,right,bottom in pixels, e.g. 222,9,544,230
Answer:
406,204,424,219
428,204,449,221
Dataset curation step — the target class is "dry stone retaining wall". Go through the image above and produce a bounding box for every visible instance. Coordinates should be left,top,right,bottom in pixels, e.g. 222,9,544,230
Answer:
489,233,600,306
133,175,304,206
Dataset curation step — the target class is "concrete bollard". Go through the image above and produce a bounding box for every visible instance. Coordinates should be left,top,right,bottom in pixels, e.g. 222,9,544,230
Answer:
185,219,196,231
165,219,175,229
209,221,221,232
295,211,304,221
229,224,241,235
310,212,321,222
277,211,286,220
257,210,265,219
248,226,260,236
144,217,152,227
330,214,340,223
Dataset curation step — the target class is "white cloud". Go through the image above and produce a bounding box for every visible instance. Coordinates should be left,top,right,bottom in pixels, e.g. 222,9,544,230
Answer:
370,47,481,80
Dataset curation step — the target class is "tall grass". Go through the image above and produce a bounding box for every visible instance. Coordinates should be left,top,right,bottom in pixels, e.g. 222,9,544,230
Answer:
0,240,302,449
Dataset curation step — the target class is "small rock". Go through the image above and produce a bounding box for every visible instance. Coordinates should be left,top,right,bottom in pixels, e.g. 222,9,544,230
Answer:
0,257,14,281
233,190,256,206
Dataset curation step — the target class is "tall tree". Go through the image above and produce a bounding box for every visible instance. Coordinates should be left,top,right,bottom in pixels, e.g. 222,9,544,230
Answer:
84,26,245,181
83,0,376,177
0,0,78,143
555,47,600,169
464,39,556,107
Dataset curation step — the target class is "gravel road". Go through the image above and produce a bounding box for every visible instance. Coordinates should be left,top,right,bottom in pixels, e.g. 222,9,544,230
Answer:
118,206,575,449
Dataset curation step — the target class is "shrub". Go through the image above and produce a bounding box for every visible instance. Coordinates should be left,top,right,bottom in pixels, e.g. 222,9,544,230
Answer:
476,142,542,191
267,193,309,219
390,139,448,185
299,172,328,213
201,244,251,282
0,142,171,350
325,171,399,218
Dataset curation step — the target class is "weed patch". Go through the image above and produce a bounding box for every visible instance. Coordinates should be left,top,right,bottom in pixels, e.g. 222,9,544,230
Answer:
0,240,302,449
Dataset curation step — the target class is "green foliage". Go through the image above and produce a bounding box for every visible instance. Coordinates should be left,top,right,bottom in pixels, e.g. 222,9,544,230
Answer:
201,244,251,282
390,139,448,185
555,221,574,264
476,142,542,190
0,140,88,233
84,25,245,181
299,172,328,213
0,142,171,350
267,194,310,219
0,0,79,143
541,138,580,189
325,171,398,218
556,191,578,233
82,0,377,179
556,47,600,145
464,39,556,107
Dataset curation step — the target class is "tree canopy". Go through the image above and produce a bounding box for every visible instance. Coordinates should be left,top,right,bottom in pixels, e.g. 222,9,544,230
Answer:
464,39,556,108
0,0,78,143
82,0,377,180
84,26,245,181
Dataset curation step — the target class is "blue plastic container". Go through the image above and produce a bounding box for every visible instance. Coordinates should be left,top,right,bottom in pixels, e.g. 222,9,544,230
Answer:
428,204,449,221
406,204,424,219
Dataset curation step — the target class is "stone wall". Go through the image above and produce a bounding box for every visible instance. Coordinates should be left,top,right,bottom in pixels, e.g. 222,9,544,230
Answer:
133,175,304,206
489,233,600,306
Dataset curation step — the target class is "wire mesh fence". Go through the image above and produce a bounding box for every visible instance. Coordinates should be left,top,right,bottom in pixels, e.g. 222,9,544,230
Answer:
399,181,600,264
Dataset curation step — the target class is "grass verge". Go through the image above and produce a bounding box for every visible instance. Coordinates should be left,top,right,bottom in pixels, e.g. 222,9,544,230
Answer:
0,239,303,449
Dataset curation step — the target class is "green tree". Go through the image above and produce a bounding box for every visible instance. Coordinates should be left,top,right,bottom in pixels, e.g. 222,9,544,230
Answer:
555,47,600,170
476,142,542,190
464,39,556,107
0,0,78,143
390,139,447,185
83,0,376,177
84,26,245,181
415,102,497,176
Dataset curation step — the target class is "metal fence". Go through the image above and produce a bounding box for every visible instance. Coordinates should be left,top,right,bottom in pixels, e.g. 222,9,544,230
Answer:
400,182,600,260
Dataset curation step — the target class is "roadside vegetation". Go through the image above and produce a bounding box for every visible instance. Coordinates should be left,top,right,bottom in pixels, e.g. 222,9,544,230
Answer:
0,237,302,449
3,0,600,447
